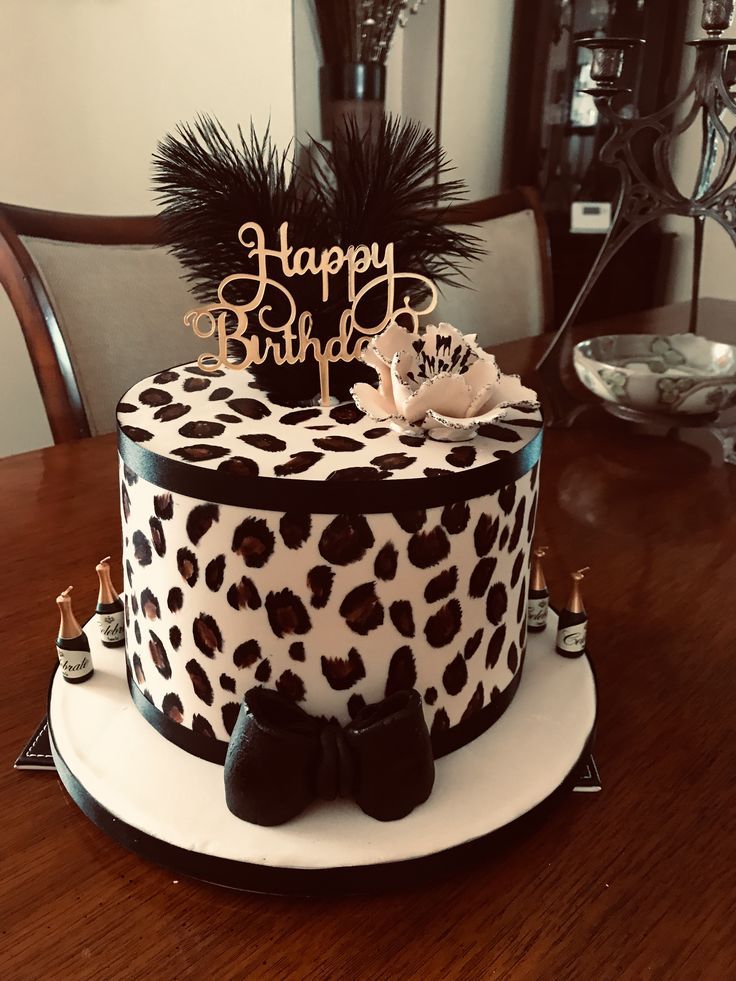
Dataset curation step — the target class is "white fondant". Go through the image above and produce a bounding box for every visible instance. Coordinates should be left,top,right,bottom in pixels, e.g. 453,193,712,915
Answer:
49,613,596,870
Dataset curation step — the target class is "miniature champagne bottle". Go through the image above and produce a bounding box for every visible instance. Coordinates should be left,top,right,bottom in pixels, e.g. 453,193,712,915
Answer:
96,556,125,648
56,586,94,683
555,568,590,658
527,546,549,633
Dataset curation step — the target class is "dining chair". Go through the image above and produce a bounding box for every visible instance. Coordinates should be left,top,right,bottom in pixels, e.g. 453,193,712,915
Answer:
436,186,554,346
0,204,204,443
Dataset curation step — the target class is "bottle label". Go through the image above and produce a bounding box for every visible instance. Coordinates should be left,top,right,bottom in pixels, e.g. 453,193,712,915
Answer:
527,596,549,628
57,646,92,679
97,610,125,644
557,621,587,654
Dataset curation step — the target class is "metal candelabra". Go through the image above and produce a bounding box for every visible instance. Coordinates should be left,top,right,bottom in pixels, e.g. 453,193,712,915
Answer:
537,0,736,425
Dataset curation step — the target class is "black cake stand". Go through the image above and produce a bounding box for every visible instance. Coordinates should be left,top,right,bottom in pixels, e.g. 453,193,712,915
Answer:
47,612,597,895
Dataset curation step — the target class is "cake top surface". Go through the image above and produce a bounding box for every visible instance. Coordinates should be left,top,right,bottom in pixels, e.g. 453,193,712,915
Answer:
117,363,542,484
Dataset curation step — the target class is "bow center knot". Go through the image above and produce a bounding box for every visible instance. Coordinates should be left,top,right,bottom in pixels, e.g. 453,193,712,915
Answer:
316,720,354,801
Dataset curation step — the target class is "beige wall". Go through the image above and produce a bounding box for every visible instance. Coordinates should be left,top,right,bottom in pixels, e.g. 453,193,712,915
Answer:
440,0,514,199
0,0,295,457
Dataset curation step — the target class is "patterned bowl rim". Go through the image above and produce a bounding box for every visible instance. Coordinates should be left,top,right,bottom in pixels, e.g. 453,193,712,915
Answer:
573,333,736,383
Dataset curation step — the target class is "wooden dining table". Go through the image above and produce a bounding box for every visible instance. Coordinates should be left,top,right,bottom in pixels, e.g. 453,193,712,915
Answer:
2,299,735,979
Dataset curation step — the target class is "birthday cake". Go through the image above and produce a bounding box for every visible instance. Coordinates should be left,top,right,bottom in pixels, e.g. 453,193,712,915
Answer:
117,334,542,784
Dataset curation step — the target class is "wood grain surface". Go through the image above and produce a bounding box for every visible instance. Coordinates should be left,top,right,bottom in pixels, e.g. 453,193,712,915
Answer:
2,303,735,980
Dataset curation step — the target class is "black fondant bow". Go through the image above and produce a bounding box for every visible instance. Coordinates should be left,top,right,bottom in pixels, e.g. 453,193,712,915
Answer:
223,687,435,826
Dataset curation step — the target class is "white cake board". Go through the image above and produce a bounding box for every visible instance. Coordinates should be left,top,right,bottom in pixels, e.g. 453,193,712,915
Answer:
48,613,597,894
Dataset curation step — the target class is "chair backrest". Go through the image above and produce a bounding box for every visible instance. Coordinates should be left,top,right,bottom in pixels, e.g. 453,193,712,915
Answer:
434,186,553,346
0,204,204,442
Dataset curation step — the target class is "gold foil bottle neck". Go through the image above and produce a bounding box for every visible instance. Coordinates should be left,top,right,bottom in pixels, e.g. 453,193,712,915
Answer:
566,567,589,615
96,556,119,605
531,546,549,592
56,586,83,639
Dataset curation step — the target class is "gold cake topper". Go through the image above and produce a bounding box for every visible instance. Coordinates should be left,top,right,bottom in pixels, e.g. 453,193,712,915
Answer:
184,221,438,405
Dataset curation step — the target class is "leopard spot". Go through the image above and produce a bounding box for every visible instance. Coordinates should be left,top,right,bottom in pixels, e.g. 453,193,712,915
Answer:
321,648,366,690
389,600,415,638
186,503,220,545
486,582,508,625
121,425,154,443
509,500,527,552
499,526,509,550
123,464,138,485
134,621,141,644
222,702,241,735
464,627,484,660
276,670,306,702
177,547,199,587
178,420,225,439
446,445,476,469
117,402,137,413
289,641,305,661
371,452,415,471
326,466,388,481
169,625,182,650
148,630,171,679
486,625,507,668
186,660,214,706
167,587,183,612
461,682,484,721
339,582,384,635
232,517,274,568
154,493,173,520
517,578,527,624
132,530,152,566
140,587,160,620
364,427,391,439
474,514,499,557
121,483,131,522
431,708,450,740
408,526,450,569
313,435,364,452
394,510,426,533
239,433,286,452
469,557,497,598
508,642,519,673
233,639,261,668
374,542,398,580
153,370,179,384
424,566,457,603
132,652,145,686
162,693,183,724
347,693,367,718
319,514,374,565
400,433,425,447
205,555,226,592
265,589,311,637
220,673,236,693
424,687,438,706
425,599,462,648
274,451,323,476
477,423,522,442
154,403,191,422
208,387,233,401
511,552,524,587
330,403,364,424
280,407,321,425
217,456,259,478
442,652,468,696
192,714,216,739
139,387,172,407
227,576,261,611
171,444,230,462
280,512,312,549
149,516,166,557
226,397,271,419
441,501,469,534
255,659,272,682
307,565,334,609
192,613,222,658
385,646,416,696
498,483,516,516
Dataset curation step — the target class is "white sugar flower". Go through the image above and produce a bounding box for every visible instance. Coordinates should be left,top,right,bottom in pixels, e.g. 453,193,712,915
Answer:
351,322,539,442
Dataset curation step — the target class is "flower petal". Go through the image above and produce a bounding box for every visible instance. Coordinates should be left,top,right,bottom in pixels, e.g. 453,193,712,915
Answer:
351,382,401,422
398,371,475,425
373,321,414,366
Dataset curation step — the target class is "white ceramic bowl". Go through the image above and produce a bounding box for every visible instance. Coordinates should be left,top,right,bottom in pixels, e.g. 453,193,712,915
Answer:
573,333,736,415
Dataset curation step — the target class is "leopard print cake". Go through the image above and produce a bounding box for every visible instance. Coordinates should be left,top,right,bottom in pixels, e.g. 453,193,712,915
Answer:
117,364,542,762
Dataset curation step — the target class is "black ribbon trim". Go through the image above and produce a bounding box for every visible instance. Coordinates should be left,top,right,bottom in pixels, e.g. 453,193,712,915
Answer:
117,427,542,513
126,661,523,765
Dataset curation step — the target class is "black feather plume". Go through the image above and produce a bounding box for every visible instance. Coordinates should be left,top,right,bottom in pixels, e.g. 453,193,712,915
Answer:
153,113,481,402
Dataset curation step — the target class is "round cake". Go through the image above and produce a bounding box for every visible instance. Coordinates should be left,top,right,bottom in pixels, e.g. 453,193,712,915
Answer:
117,363,542,763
